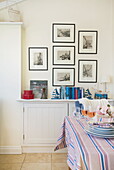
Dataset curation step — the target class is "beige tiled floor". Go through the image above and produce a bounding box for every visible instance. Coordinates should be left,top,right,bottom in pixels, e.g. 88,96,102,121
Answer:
0,153,69,170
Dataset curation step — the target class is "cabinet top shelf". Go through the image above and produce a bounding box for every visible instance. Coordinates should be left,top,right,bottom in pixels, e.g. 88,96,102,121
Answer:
17,98,114,103
17,99,78,102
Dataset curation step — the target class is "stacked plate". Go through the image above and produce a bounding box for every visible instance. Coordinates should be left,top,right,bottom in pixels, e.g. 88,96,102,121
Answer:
84,122,114,138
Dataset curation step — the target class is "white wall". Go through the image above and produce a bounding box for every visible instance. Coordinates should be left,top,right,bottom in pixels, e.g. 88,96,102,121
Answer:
0,0,113,98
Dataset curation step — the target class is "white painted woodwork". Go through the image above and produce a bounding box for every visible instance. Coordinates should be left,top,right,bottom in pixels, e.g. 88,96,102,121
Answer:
0,23,22,148
23,103,68,145
18,99,114,152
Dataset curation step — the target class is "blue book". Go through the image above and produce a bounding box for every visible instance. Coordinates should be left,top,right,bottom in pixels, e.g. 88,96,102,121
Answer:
69,87,72,99
79,87,84,98
66,87,70,99
76,87,80,99
72,87,75,99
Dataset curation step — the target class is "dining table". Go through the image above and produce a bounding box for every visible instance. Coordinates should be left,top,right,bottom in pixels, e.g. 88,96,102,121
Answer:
54,116,114,170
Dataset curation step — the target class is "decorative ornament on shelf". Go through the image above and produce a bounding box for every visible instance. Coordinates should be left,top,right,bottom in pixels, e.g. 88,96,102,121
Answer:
94,76,110,99
22,90,34,99
51,88,60,99
84,89,93,99
41,88,47,99
60,86,66,99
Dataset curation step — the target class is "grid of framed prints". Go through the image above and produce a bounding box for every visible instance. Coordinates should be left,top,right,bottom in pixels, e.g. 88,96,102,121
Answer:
28,23,98,93
52,23,76,86
78,30,98,83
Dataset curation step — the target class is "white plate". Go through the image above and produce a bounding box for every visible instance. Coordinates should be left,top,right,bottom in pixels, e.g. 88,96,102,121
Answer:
88,127,114,135
88,125,114,131
88,122,114,130
84,127,114,138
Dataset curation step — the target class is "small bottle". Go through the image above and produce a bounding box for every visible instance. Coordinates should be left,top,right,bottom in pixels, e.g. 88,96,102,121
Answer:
41,88,47,99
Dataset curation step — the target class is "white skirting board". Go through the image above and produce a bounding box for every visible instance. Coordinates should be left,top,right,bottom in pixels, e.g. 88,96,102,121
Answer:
22,146,67,153
0,146,22,154
0,146,67,154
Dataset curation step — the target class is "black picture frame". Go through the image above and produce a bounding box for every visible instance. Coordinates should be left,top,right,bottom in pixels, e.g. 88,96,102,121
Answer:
53,46,75,65
78,60,97,83
52,23,75,43
52,68,75,86
29,47,48,71
78,30,98,54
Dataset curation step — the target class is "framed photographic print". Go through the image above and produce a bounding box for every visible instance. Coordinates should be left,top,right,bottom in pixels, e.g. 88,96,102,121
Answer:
52,68,75,86
78,60,97,83
29,47,48,71
53,46,75,65
78,31,98,54
52,23,75,43
30,80,48,98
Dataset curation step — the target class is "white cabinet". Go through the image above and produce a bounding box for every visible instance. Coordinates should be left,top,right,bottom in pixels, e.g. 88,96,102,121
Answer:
0,22,22,153
23,102,68,146
18,99,114,153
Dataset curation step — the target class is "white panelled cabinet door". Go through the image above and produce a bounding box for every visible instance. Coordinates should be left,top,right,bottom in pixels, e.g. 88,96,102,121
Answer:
23,103,67,145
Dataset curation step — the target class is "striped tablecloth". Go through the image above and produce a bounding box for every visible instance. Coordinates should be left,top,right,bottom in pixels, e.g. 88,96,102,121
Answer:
54,116,114,170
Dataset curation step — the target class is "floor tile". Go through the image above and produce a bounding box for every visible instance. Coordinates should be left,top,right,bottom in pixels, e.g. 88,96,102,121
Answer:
0,163,22,170
52,163,69,170
24,153,51,163
21,163,51,170
0,154,25,163
52,153,67,163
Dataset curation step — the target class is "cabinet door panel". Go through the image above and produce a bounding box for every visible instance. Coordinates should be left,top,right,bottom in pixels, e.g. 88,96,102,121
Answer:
23,103,67,144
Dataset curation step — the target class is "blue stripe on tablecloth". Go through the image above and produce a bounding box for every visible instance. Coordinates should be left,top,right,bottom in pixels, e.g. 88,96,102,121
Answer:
70,143,75,149
77,119,105,170
88,134,105,170
68,154,82,170
57,135,64,141
68,156,74,166
105,139,114,149
66,117,88,170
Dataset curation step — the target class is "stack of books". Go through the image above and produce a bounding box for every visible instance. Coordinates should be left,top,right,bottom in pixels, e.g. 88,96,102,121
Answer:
94,93,108,99
60,86,84,99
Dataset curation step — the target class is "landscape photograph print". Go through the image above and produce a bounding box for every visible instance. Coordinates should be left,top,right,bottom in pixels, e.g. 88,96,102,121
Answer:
52,23,75,43
52,68,75,86
53,46,75,65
